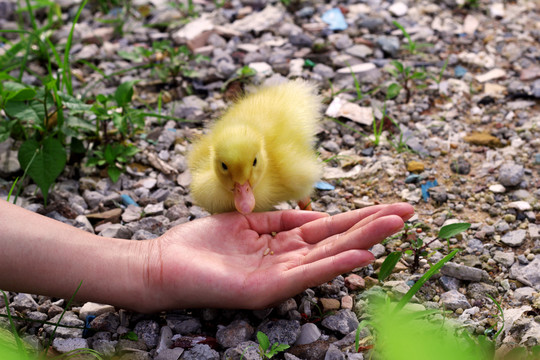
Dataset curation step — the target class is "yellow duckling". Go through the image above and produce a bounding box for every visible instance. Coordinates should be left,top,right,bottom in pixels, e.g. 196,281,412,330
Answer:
187,80,322,214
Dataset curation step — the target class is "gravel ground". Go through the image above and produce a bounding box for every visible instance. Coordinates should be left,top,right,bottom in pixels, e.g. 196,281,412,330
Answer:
1,0,539,359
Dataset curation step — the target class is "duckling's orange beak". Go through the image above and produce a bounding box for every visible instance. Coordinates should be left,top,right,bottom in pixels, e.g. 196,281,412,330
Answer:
234,182,255,214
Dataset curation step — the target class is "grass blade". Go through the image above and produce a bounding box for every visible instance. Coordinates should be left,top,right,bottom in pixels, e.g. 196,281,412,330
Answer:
394,249,459,312
62,0,89,95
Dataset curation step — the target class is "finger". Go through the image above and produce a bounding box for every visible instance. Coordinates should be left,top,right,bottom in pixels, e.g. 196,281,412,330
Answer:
303,214,405,263
245,210,328,234
299,204,404,244
280,249,375,296
347,202,414,233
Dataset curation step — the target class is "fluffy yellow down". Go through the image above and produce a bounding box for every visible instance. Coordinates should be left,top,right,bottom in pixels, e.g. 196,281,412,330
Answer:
188,80,323,214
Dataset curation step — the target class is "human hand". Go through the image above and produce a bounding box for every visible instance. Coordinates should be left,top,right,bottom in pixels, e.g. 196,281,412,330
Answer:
139,203,414,311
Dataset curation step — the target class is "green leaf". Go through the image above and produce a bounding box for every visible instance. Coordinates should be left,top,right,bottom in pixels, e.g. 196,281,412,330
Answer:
391,60,404,73
114,80,138,107
18,137,66,205
4,100,44,124
117,49,143,62
378,251,402,282
65,116,95,132
386,83,402,100
2,81,36,101
0,120,15,143
411,71,427,80
107,166,122,183
58,93,92,112
257,331,270,351
438,223,471,240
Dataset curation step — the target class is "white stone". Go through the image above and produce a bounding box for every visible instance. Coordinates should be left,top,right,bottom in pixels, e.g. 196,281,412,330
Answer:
476,68,506,83
489,3,505,18
248,62,273,77
232,6,284,33
79,302,115,320
172,15,214,41
389,2,408,17
489,184,506,193
463,14,479,35
507,201,532,212
336,62,376,74
52,338,89,354
458,51,495,68
484,83,506,97
323,164,362,180
288,58,304,78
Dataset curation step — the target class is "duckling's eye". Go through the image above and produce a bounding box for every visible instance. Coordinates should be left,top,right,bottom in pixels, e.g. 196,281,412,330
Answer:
221,162,228,171
253,158,257,166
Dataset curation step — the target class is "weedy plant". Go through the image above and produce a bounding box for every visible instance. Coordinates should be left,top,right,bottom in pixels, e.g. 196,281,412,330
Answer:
392,21,433,56
0,282,104,360
386,60,428,103
256,331,290,359
378,222,471,281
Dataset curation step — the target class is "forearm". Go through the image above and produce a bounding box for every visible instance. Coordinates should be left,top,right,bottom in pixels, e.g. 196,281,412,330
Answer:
0,199,149,311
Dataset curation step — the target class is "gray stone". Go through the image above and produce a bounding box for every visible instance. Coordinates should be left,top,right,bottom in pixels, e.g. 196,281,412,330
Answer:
223,341,260,360
325,344,346,360
440,262,485,281
498,163,524,187
123,204,143,222
439,276,461,291
345,44,373,58
313,63,335,79
92,339,117,357
90,312,120,333
493,251,515,267
166,315,201,335
389,2,408,17
216,320,254,348
295,323,321,345
513,287,537,302
181,344,219,360
289,33,313,48
134,320,160,349
156,326,173,355
83,190,104,208
258,319,301,346
501,230,527,247
98,223,133,239
328,34,353,50
277,298,298,316
11,293,38,312
52,337,89,353
322,140,341,153
321,309,359,335
44,312,84,338
155,347,184,360
510,255,540,290
376,36,400,57
467,282,498,300
440,290,471,310
370,244,386,258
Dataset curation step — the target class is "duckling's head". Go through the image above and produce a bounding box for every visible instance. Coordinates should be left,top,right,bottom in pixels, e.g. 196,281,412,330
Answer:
212,125,267,214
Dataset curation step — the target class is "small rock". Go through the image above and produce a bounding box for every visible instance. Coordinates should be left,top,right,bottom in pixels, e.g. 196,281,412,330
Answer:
407,161,424,173
489,3,505,18
389,2,408,17
91,312,120,332
182,344,219,360
476,68,506,83
97,224,133,239
257,319,301,346
450,156,471,175
440,290,471,311
52,338,89,353
321,309,359,335
376,36,400,57
216,320,254,348
508,201,531,212
11,293,38,312
336,63,376,74
155,348,184,360
345,44,373,58
341,296,353,310
493,251,515,267
345,274,365,291
134,320,160,349
464,132,501,147
501,230,527,247
441,262,485,281
489,184,506,193
498,163,524,187
320,298,341,312
295,323,321,345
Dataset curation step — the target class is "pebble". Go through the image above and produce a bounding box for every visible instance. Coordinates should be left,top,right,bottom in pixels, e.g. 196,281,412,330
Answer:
216,320,254,348
389,2,408,17
440,290,471,311
295,323,321,345
52,338,89,353
501,230,527,247
441,262,485,282
321,309,359,335
498,163,524,187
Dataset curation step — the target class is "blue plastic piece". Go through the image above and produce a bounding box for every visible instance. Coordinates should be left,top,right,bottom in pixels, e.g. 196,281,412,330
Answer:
421,179,438,202
121,194,139,207
454,65,467,78
83,315,96,338
315,181,335,191
321,8,348,31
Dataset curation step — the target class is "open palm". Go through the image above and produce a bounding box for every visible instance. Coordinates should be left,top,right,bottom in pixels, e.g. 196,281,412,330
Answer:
145,203,414,310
